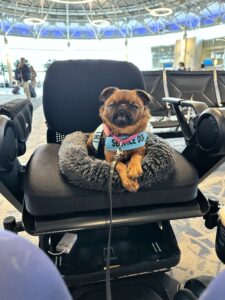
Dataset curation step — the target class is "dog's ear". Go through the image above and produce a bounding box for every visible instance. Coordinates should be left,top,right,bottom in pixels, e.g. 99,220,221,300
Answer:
136,90,152,105
100,87,118,103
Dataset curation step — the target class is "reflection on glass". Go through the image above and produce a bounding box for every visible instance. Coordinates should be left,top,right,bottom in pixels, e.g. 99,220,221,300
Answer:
201,38,225,69
151,45,174,70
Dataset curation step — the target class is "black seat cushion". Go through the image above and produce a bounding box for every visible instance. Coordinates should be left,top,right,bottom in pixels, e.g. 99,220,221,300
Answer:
24,144,199,217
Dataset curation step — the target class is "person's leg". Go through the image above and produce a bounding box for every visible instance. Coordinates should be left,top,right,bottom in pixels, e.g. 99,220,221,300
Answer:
23,81,31,99
0,230,72,300
31,77,36,88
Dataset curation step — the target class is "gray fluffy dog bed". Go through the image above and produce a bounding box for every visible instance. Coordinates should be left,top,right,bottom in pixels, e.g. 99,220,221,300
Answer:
58,131,176,192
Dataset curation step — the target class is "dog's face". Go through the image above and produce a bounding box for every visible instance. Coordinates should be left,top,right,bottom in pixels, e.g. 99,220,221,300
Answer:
99,87,152,134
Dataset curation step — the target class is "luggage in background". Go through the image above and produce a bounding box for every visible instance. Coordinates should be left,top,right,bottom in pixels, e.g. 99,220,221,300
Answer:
12,86,20,95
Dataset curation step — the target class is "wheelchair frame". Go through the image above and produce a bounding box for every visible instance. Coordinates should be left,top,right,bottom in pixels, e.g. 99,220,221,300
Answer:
1,63,225,299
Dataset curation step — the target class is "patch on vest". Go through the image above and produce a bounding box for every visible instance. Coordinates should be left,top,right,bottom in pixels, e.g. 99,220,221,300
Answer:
92,123,151,152
105,132,148,151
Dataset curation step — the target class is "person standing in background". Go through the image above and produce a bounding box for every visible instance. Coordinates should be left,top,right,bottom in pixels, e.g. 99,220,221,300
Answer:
178,61,186,71
201,63,205,69
12,62,22,94
14,63,22,85
19,57,31,100
30,66,37,88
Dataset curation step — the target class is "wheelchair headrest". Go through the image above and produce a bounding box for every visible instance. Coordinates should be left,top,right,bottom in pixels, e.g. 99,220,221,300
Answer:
43,59,145,135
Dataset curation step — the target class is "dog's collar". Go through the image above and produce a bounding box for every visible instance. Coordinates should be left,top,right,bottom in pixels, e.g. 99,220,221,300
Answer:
92,123,152,152
103,124,139,146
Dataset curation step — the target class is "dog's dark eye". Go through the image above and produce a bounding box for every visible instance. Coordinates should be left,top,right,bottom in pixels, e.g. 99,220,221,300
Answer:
107,103,114,108
131,104,139,109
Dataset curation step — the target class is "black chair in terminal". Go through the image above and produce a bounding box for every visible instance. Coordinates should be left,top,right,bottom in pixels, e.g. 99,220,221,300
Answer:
142,70,182,138
166,70,220,107
142,71,168,117
217,70,225,105
1,59,225,300
143,70,224,139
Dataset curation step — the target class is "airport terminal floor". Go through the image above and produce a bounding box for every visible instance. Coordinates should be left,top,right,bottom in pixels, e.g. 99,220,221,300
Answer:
0,90,225,284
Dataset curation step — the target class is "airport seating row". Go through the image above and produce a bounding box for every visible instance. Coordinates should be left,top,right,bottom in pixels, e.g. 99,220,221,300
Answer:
142,70,225,118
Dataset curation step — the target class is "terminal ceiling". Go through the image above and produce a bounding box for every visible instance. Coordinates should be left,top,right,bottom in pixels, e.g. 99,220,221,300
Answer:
0,0,224,39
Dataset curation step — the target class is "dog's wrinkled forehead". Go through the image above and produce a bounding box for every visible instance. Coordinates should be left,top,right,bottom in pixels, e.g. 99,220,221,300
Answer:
100,87,152,105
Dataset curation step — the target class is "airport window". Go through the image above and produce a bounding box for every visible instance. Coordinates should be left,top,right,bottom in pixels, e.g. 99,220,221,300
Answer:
202,38,225,67
151,45,175,69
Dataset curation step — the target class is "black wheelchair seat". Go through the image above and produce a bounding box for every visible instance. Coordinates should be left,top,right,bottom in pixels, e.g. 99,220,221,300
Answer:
24,143,198,216
19,59,212,235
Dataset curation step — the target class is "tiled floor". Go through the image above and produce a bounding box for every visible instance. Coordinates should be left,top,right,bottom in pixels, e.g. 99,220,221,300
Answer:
0,94,225,284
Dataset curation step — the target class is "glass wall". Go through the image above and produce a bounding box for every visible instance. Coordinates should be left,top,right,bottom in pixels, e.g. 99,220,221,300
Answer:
201,38,225,68
151,45,175,69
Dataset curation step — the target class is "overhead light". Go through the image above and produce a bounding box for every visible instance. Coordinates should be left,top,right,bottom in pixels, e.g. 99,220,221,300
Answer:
49,0,95,4
91,19,110,27
24,17,45,25
146,7,173,17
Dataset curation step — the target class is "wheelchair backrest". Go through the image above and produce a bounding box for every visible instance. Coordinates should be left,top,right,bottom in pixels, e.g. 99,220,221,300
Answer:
43,59,145,143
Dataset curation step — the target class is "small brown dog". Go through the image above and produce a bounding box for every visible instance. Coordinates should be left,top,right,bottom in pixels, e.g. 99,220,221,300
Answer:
87,87,152,192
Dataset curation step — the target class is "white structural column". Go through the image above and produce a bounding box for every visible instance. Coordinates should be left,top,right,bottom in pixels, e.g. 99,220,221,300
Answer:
174,37,203,70
1,37,13,85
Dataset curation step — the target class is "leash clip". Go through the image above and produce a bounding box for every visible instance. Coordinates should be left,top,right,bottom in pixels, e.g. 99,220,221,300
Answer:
115,144,123,159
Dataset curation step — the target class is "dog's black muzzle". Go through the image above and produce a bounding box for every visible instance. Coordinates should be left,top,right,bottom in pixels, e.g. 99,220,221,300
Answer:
113,109,132,127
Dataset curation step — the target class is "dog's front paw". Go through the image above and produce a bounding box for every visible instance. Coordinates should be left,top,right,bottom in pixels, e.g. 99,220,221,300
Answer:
127,163,143,179
122,177,139,192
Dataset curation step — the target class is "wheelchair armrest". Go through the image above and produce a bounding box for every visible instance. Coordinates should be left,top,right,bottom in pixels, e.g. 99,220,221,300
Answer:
180,100,208,115
163,98,225,180
0,99,33,156
0,99,33,211
0,115,17,173
162,97,193,143
162,97,208,115
162,97,182,105
162,97,209,144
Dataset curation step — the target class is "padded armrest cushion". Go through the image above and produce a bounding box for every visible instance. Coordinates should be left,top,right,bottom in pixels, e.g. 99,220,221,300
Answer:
58,132,176,192
0,99,33,156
